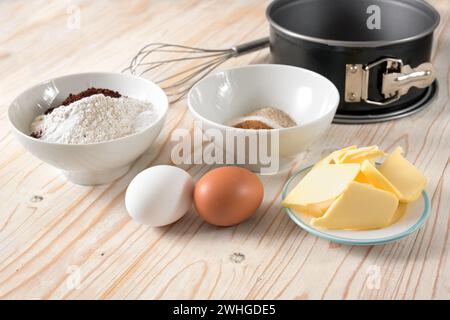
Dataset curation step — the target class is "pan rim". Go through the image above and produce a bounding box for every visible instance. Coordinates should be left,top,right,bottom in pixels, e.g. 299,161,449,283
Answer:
266,0,440,48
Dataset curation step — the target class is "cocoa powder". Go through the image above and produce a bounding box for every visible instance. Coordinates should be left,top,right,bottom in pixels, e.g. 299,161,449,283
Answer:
30,129,42,139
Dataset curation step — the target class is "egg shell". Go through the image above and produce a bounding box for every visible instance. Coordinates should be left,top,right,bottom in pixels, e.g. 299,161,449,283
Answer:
125,165,194,226
194,166,264,227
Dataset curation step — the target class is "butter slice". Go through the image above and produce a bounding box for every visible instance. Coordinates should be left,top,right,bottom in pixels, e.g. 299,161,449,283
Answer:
354,172,369,184
360,160,402,199
311,182,398,230
282,164,360,209
379,147,427,202
389,203,407,225
292,199,335,218
312,146,357,170
331,145,357,164
337,146,385,164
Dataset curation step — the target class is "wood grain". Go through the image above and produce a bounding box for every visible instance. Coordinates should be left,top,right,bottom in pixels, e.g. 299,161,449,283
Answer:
0,0,448,300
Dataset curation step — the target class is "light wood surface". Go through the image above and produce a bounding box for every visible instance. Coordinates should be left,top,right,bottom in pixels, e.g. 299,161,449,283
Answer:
0,0,449,300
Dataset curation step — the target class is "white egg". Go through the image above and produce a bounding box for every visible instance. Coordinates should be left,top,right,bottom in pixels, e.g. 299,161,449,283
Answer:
125,165,194,226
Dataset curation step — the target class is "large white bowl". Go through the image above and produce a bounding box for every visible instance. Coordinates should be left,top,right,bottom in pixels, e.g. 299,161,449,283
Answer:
187,64,339,174
8,72,168,185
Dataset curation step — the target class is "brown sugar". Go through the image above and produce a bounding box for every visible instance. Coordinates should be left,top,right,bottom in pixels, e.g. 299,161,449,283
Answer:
230,107,296,130
233,120,273,130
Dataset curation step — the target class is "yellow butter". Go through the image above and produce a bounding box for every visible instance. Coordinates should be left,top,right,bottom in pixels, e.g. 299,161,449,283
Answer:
354,171,369,184
337,145,385,164
292,206,322,217
389,203,407,225
379,147,427,202
360,160,402,199
311,182,398,230
291,199,335,217
282,163,360,208
312,146,357,169
330,145,357,164
311,155,334,170
291,205,322,217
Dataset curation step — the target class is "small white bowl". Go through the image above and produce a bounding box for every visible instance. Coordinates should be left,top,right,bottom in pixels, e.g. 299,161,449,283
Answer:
8,72,168,185
187,64,339,173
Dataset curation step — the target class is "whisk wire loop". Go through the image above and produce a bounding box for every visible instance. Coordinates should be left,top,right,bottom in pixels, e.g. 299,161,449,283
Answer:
124,38,269,103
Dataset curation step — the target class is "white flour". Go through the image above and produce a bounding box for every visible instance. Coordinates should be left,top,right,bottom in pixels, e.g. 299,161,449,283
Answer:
30,94,158,144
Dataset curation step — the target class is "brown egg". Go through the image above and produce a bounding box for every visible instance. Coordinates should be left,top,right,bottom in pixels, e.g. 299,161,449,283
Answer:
194,166,264,227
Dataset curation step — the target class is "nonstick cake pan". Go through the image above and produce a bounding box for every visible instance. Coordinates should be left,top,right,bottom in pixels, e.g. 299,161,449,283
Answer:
266,0,440,122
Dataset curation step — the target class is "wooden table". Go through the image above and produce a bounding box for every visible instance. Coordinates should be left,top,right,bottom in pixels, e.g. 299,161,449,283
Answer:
0,0,448,300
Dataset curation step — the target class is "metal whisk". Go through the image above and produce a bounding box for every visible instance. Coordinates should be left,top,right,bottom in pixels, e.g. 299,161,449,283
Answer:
123,37,269,103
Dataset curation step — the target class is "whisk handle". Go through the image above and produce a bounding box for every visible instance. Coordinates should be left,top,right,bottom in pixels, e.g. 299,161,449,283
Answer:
231,37,270,56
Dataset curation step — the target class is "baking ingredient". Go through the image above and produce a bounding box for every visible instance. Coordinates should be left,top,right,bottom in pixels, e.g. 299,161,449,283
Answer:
282,145,427,230
229,107,296,129
311,182,399,230
292,199,335,218
379,147,427,202
311,145,357,170
194,166,263,227
125,165,194,227
360,160,402,199
335,145,385,164
30,93,157,144
282,163,360,212
390,203,407,225
330,145,357,164
45,87,121,115
233,120,273,130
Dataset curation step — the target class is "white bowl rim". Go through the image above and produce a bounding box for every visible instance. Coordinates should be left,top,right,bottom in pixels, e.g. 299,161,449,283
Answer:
187,64,340,132
7,71,169,147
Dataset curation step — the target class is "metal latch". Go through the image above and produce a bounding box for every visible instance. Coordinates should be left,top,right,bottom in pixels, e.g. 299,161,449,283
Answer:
345,58,436,106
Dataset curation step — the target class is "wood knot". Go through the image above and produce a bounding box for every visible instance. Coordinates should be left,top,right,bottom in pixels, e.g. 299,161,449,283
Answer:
329,242,342,249
30,195,44,203
229,252,245,263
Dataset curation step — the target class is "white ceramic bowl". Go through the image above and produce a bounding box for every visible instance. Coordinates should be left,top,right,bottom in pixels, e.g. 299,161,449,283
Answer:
8,72,168,185
187,64,339,174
